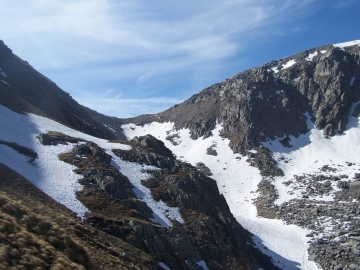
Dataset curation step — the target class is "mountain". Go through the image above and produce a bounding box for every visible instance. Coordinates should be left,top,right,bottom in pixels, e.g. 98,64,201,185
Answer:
0,40,126,141
1,38,360,270
122,41,360,153
119,40,360,269
0,41,277,269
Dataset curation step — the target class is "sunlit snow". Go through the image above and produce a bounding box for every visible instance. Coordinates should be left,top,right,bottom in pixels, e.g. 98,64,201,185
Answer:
270,66,279,74
306,51,318,61
281,59,296,70
0,105,183,225
122,121,319,269
262,110,360,205
270,59,296,75
334,40,360,49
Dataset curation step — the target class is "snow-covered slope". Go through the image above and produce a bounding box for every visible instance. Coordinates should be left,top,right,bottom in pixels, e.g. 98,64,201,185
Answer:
262,109,360,205
121,96,360,270
122,98,360,269
0,104,183,226
122,123,321,269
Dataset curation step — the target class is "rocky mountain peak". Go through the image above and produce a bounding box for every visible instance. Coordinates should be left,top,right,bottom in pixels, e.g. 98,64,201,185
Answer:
124,43,359,155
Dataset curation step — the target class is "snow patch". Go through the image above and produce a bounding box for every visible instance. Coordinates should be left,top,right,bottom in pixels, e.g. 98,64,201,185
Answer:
275,90,281,95
158,262,170,270
306,51,318,61
320,50,327,54
270,59,296,74
270,66,280,74
350,77,356,86
282,59,296,70
334,40,360,49
196,260,209,270
111,155,184,227
262,111,360,205
103,123,116,133
1,80,9,85
0,107,89,218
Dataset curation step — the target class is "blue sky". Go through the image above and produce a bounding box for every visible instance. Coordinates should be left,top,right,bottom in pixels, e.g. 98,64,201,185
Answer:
0,0,359,117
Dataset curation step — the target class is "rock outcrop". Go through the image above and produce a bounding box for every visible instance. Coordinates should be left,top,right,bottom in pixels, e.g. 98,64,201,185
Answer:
42,132,278,269
122,43,360,155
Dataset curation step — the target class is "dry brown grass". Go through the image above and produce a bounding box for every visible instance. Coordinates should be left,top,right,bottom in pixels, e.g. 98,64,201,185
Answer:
76,189,147,222
0,193,94,270
0,163,158,270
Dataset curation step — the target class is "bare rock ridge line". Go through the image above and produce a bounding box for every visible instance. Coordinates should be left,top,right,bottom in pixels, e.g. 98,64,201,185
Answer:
2,38,359,156
122,43,360,155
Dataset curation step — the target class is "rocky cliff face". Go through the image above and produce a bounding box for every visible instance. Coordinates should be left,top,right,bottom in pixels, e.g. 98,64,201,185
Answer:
39,132,277,269
118,42,360,269
124,43,360,154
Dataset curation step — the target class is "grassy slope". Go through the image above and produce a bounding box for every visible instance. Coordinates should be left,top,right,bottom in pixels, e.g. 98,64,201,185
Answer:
0,163,157,270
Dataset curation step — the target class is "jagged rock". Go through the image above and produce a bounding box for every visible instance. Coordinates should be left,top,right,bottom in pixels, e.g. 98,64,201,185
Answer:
73,144,91,155
350,181,360,193
56,138,278,269
122,44,360,156
121,199,153,219
195,162,212,176
206,145,218,156
337,181,350,190
166,226,202,262
113,138,180,174
37,133,78,145
133,134,173,158
247,146,284,177
83,167,135,200
88,143,112,164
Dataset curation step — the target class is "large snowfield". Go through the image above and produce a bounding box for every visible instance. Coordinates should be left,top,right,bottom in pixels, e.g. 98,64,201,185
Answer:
3,100,360,269
0,104,183,226
122,105,360,269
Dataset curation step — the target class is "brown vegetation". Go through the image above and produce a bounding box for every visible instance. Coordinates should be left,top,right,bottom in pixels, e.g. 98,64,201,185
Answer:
0,163,158,269
0,192,94,270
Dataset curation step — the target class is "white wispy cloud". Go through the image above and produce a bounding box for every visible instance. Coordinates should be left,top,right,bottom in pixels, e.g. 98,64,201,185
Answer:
0,0,322,117
74,90,182,117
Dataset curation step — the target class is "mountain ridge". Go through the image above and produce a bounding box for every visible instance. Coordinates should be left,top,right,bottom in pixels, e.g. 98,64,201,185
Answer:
1,39,360,269
0,40,126,141
120,41,360,155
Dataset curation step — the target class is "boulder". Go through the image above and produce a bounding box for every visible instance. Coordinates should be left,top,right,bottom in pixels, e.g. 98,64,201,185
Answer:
350,181,360,193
